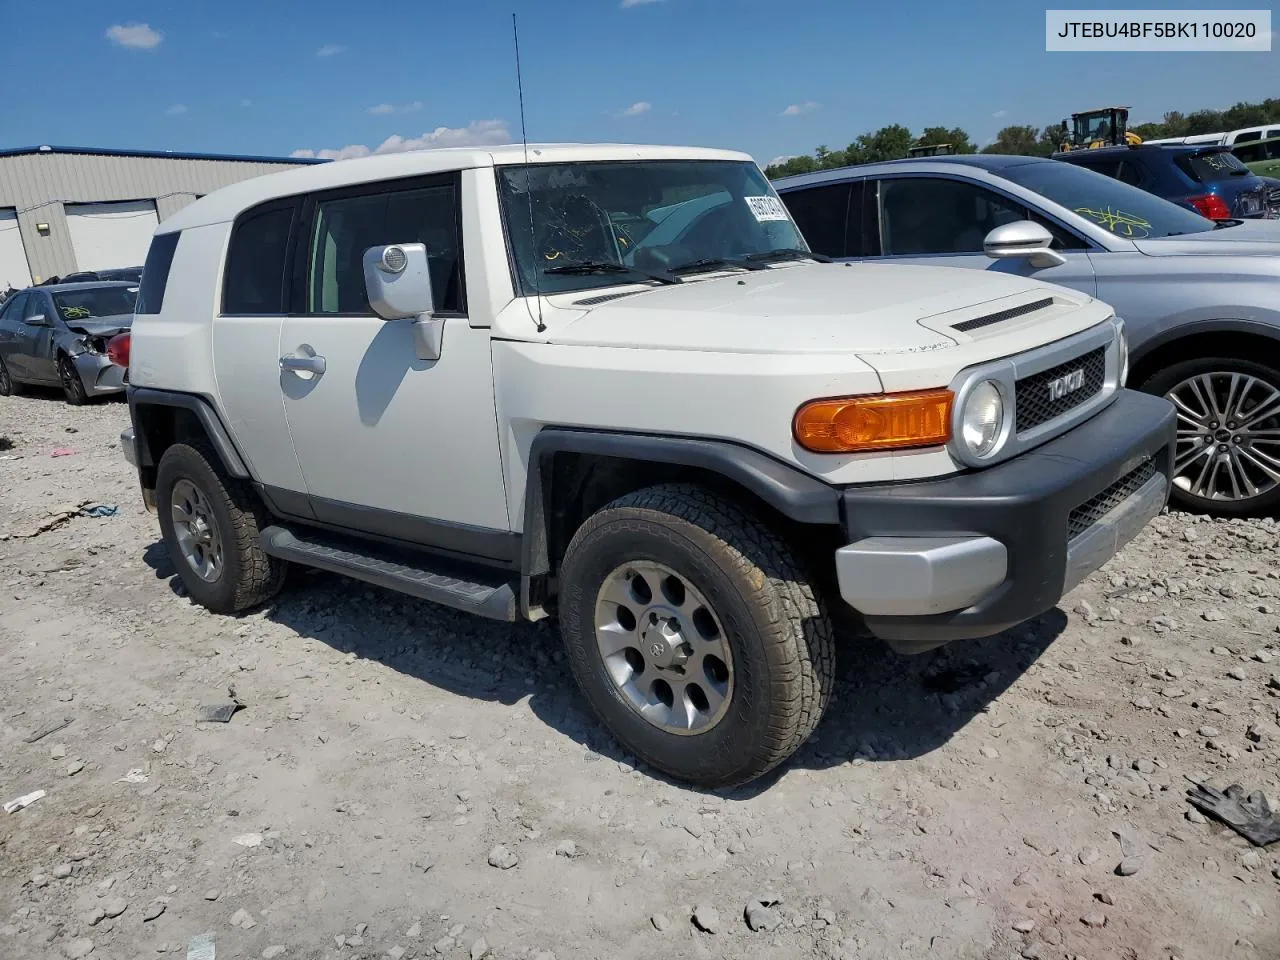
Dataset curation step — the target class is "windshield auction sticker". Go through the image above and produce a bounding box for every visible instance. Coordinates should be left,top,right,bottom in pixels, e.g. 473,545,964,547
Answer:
1046,9,1271,50
745,196,791,222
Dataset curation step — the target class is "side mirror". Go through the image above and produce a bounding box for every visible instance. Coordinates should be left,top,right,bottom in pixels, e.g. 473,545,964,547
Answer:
362,243,442,361
25,313,48,326
983,221,1067,269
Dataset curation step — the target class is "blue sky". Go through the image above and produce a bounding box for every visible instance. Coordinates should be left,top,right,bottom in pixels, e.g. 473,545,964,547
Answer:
4,0,1275,165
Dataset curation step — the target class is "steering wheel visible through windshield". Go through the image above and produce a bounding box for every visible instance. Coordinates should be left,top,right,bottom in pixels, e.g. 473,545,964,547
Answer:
497,159,809,294
997,161,1218,239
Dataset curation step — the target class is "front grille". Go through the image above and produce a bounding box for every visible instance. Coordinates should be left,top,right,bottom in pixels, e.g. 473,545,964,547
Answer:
1067,458,1157,542
1015,347,1106,432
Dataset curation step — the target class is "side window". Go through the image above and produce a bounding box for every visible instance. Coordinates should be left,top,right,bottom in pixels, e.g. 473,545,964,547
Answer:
305,178,463,316
1235,144,1263,164
23,293,47,323
0,293,25,322
779,183,851,258
223,202,297,315
878,177,1024,256
1026,211,1089,251
1235,131,1262,144
1075,159,1120,180
136,232,180,315
1116,161,1142,186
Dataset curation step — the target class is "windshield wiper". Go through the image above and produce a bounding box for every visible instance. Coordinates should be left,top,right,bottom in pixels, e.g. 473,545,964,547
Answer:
543,260,680,285
668,256,766,276
744,248,833,264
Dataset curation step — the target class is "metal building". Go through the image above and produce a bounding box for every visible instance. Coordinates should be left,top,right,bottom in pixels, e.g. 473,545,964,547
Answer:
0,145,324,288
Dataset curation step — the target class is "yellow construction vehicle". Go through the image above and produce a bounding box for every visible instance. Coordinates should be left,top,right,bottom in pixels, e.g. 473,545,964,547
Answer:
1058,107,1143,151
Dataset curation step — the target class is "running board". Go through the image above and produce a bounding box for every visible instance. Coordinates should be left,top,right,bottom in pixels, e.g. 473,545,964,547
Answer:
260,525,519,622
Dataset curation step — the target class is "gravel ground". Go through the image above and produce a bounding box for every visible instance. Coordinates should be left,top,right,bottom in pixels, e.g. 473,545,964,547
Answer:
1,389,1278,960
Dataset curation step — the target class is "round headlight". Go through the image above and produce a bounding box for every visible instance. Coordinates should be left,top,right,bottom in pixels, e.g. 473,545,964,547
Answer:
961,380,1005,459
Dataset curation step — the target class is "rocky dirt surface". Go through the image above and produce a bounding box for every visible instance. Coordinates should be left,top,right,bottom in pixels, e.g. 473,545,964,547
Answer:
1,390,1278,960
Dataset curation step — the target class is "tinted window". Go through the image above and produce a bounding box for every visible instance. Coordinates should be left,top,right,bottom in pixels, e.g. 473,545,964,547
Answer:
1176,151,1252,182
1235,131,1262,144
24,293,48,322
52,286,138,321
306,179,463,315
223,203,296,315
998,161,1216,238
1235,143,1266,164
136,232,179,314
0,293,26,322
1116,160,1142,186
878,177,1023,255
780,183,850,257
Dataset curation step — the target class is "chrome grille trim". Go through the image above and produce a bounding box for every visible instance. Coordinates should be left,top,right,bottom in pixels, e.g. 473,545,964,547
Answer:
947,317,1124,469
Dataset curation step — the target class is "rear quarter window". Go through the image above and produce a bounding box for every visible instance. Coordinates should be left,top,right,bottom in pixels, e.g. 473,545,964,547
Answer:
222,202,297,315
135,232,180,315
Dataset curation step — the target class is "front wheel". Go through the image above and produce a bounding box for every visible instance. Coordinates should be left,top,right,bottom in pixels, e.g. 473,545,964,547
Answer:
57,354,87,405
557,484,835,788
1142,357,1280,516
0,355,17,396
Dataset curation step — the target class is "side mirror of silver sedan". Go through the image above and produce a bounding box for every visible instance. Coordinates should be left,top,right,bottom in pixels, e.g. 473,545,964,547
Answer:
983,221,1067,269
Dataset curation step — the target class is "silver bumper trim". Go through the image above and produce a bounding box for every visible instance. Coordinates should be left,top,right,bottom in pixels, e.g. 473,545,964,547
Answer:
835,535,1008,617
121,427,138,468
1063,472,1167,594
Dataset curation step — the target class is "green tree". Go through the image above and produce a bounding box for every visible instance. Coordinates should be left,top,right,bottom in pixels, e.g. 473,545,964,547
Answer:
917,126,976,154
850,124,915,163
982,124,1044,156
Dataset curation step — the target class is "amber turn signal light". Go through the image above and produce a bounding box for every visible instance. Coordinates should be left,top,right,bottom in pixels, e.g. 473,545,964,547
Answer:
793,389,954,453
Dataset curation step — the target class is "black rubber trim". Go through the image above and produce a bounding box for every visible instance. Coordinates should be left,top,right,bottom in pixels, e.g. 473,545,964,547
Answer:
260,524,518,621
1130,318,1280,368
127,387,250,478
309,494,520,565
952,297,1053,333
841,389,1175,651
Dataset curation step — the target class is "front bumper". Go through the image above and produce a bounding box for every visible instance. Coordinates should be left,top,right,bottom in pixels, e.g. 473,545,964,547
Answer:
73,353,125,396
835,389,1175,653
120,427,138,468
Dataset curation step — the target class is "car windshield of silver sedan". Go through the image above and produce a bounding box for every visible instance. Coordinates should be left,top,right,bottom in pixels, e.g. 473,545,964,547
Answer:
497,159,811,294
999,161,1218,239
52,286,138,322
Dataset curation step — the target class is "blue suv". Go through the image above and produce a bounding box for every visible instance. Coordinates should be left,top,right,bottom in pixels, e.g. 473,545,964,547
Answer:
1055,144,1270,220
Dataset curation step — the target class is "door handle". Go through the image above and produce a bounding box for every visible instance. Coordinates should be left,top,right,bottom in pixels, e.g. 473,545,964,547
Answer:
279,354,326,376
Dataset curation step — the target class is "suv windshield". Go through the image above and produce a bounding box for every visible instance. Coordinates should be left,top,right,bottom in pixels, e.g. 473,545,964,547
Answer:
497,159,809,294
52,285,138,322
999,161,1215,239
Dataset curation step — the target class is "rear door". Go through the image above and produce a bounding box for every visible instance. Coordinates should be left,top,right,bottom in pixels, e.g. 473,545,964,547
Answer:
0,292,28,377
865,174,1098,296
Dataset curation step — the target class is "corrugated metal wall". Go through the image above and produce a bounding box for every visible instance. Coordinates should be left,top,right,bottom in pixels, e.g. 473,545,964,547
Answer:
0,151,310,282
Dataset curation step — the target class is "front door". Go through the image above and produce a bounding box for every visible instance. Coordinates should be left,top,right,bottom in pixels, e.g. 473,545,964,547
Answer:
869,175,1099,298
278,172,511,559
14,292,58,382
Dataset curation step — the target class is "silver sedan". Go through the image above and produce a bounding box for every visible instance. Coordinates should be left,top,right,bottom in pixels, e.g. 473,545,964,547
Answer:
776,155,1280,516
0,281,137,405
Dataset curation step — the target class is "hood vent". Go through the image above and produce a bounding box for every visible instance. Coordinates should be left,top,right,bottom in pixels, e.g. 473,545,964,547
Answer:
952,296,1054,333
574,291,639,307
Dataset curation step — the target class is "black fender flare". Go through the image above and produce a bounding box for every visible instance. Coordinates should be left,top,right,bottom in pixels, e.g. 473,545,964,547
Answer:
1130,318,1280,370
520,427,841,583
127,387,250,478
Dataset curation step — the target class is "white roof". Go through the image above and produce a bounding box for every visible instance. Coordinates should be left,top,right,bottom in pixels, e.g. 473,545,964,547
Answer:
158,143,754,233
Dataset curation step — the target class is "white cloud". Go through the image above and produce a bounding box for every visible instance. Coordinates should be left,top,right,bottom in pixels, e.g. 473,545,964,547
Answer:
164,104,188,116
106,23,162,50
992,109,1008,119
241,99,253,108
291,120,512,161
368,101,424,116
316,44,346,57
212,31,229,40
621,0,665,7
781,101,818,117
767,155,797,168
619,101,651,117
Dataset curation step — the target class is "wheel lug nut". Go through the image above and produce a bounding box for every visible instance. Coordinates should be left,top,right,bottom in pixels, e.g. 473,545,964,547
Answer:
1219,444,1229,453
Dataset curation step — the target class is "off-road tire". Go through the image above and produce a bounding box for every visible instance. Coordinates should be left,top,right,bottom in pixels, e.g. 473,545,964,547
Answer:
1142,356,1280,516
0,355,17,396
558,483,836,788
156,441,287,614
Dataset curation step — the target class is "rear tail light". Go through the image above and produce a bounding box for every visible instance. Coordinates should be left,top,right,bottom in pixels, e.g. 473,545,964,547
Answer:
1186,193,1232,219
106,332,131,369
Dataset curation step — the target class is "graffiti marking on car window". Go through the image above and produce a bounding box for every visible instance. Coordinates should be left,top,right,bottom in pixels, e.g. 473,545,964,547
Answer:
1074,206,1153,238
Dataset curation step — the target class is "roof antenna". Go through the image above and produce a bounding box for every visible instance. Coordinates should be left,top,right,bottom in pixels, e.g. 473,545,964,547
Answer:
513,12,545,333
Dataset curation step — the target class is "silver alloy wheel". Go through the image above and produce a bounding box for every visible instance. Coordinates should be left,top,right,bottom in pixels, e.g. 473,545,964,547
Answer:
170,478,224,582
58,356,85,401
1168,371,1280,502
593,561,733,735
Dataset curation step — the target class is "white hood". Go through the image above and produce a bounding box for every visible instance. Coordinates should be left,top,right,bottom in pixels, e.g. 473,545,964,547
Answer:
541,262,1081,355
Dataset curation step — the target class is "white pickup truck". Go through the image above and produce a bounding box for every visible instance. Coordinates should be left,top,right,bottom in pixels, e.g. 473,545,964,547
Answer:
119,143,1175,787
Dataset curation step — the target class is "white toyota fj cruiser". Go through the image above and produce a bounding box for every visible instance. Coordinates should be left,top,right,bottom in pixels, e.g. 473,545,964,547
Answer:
120,144,1175,787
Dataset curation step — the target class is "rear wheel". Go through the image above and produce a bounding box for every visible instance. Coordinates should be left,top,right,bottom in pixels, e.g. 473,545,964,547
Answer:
57,354,87,405
0,356,17,396
1142,357,1280,515
557,483,835,788
156,441,287,614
